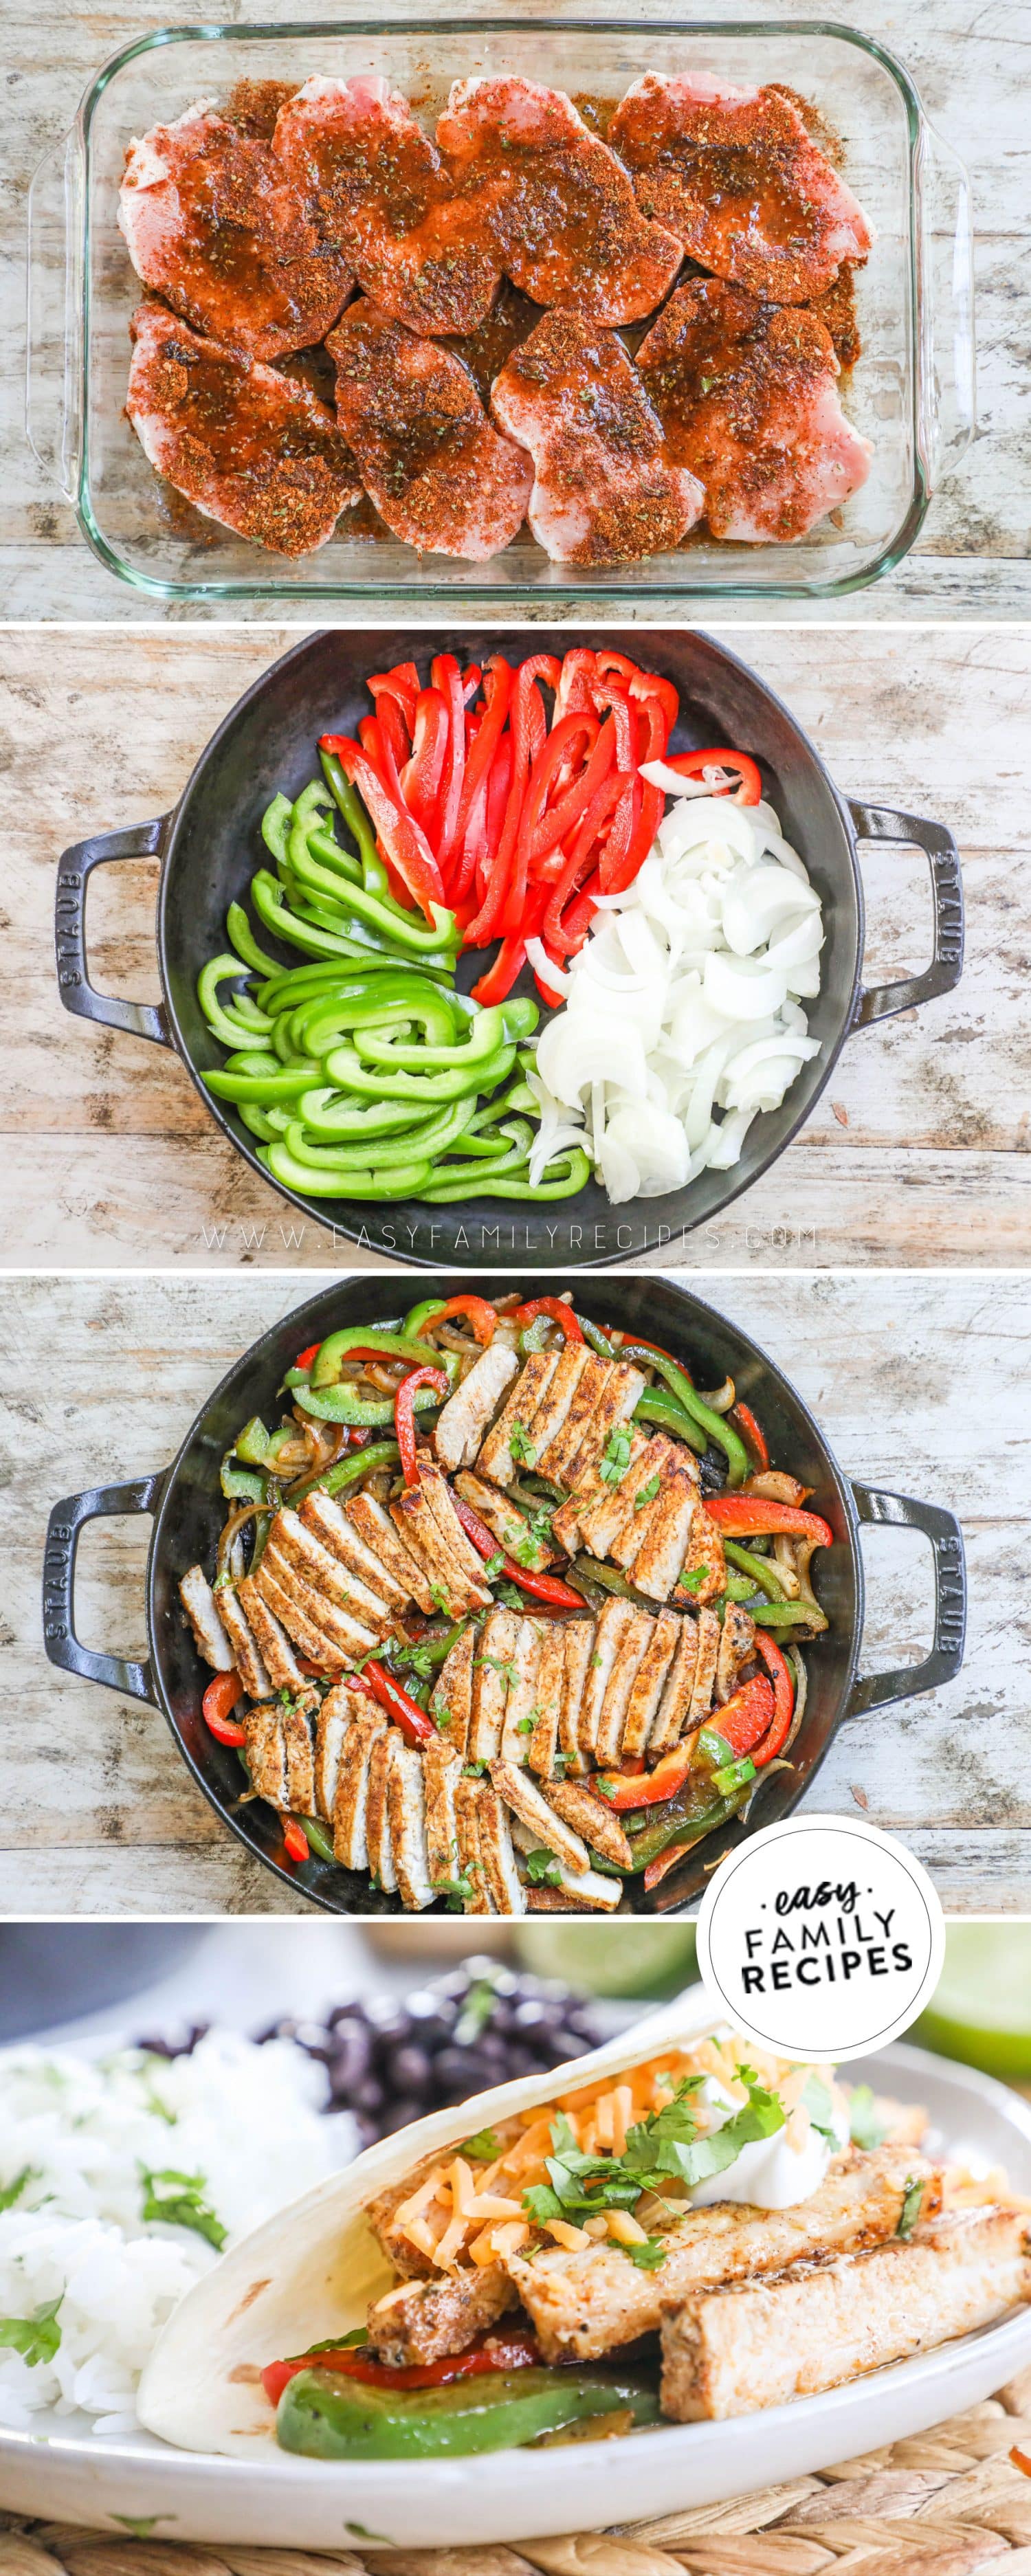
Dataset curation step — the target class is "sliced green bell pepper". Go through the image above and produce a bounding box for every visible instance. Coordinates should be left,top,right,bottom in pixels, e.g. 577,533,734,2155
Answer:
276,2364,660,2462
324,1039,517,1107
309,1324,450,1386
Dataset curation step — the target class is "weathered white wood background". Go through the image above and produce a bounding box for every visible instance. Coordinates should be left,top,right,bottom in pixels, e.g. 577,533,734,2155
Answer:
3,623,1028,1272
1,0,1028,621
2,1272,1026,1916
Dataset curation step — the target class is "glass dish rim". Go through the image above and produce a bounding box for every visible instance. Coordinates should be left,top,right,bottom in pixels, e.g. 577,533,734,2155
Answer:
74,14,929,603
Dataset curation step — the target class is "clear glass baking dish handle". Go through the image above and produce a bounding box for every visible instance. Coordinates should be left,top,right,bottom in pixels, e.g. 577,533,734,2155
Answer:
916,115,976,491
25,127,85,507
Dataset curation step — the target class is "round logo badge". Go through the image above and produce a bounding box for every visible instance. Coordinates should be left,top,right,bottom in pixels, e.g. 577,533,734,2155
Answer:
696,1815,946,2063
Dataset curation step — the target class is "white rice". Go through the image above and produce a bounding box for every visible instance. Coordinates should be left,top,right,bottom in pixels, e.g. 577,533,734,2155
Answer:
0,2032,344,2439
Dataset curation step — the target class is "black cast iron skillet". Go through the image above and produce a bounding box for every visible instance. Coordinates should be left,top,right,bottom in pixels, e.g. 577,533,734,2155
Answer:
54,628,964,1272
43,1273,966,1916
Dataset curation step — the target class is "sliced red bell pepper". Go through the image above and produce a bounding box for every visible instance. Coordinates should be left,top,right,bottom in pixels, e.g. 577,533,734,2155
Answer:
613,676,674,894
629,668,679,735
503,709,596,934
542,768,631,952
293,1343,320,1372
368,689,410,778
705,1496,834,1548
399,687,449,836
752,1633,795,1765
730,1401,770,1472
699,1674,775,1764
450,1491,584,1608
557,868,601,955
593,649,641,689
528,716,611,871
368,660,420,734
320,738,445,923
461,656,559,948
513,1298,584,1344
395,1364,450,1485
450,656,512,902
362,1658,436,1746
461,663,483,704
414,1294,497,1346
430,654,468,878
666,748,762,806
643,1842,690,1892
470,934,527,1007
596,1740,695,1810
202,1669,246,1746
282,1818,310,1865
262,2330,542,2410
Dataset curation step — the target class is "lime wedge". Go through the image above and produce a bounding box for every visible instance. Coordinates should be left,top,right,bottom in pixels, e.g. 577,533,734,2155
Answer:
513,1922,698,2001
913,1924,1031,2082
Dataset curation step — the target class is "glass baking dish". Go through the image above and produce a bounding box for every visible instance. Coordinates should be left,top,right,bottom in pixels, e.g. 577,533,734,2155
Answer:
27,18,975,605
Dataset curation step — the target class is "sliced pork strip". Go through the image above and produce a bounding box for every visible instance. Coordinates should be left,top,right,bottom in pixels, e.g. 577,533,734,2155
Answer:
417,1461,496,1596
432,1342,519,1472
365,2263,518,2368
674,1500,727,1609
525,1342,592,1458
537,1354,614,1489
120,103,352,360
647,1615,702,1759
269,1507,395,1634
454,1472,554,1571
126,302,359,559
595,1610,656,1767
282,1705,315,1814
687,1604,721,1724
260,1541,379,1660
509,1818,622,1912
252,1559,342,1672
366,1730,400,1894
300,1487,412,1608
609,72,872,304
438,77,682,324
432,1621,476,1760
555,1365,651,1550
329,301,531,562
661,2206,1031,2423
241,1703,289,1807
491,313,704,569
544,1779,633,1871
387,1741,436,1911
179,1565,235,1670
636,277,872,544
215,1588,271,1702
333,1705,388,1870
621,1468,700,1603
469,1606,522,1764
499,1618,546,1766
346,1492,439,1615
577,1597,639,1763
423,1737,465,1896
527,1621,568,1778
492,1759,591,1874
477,1784,528,1916
313,1687,350,1823
715,1602,757,1705
557,1621,595,1777
274,75,500,337
621,1609,683,1759
236,1576,306,1694
577,1432,672,1560
478,1353,559,1486
454,1773,496,1915
390,1480,489,1618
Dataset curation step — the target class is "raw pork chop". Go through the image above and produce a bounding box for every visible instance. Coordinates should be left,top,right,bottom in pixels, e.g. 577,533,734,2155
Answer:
273,76,499,336
118,101,351,359
328,302,531,559
610,72,872,303
438,78,683,325
491,310,704,566
636,276,872,541
126,301,360,556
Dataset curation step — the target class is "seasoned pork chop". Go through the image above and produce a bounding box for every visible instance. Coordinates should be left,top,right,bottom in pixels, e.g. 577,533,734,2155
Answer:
126,302,359,557
273,76,499,336
491,311,704,567
119,102,351,359
636,276,872,542
438,78,683,325
610,71,872,303
329,301,531,560
433,1342,519,1472
365,2263,518,2368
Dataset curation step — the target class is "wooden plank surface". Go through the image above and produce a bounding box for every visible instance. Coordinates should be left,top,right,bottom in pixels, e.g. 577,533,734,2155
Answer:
3,0,1029,621
3,623,1028,1271
2,1271,1028,1916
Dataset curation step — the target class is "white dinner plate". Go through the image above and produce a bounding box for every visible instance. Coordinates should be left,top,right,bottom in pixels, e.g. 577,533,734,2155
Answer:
1,2039,1030,2549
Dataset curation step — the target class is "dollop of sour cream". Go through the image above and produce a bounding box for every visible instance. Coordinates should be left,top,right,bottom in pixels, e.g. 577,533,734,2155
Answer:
686,2076,851,2212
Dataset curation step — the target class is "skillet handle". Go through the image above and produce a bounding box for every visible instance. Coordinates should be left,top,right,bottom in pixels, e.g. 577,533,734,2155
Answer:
847,1482,966,1716
847,801,964,1027
55,818,173,1043
43,1478,166,1702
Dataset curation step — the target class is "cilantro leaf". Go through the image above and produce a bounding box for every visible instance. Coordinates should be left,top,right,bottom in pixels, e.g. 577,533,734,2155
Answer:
434,1874,474,1912
462,2129,500,2161
483,1551,507,1581
623,2236,667,2270
139,2166,227,2250
801,2074,838,2144
0,2167,37,2213
599,1427,632,1487
896,2177,925,2239
634,1474,661,1510
847,2084,890,2152
524,1848,563,1888
509,1422,537,1467
0,2297,62,2368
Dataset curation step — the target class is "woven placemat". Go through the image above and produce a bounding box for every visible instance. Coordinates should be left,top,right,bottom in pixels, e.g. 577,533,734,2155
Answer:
3,2365,1031,2576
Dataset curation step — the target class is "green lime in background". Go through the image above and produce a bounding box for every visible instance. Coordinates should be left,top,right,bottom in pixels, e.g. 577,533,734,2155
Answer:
913,1922,1031,2083
513,1921,698,2001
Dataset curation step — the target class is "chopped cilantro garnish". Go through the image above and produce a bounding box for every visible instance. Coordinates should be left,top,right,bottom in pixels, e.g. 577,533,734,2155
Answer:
522,2067,786,2232
509,1422,537,1467
0,2297,62,2368
847,2084,890,2151
0,2168,37,2213
634,1474,662,1510
139,2166,227,2250
523,1848,563,1887
483,1551,507,1581
678,1566,707,1593
462,2128,500,2160
896,2177,925,2239
801,2074,838,2144
599,1426,632,1487
433,1874,474,1912
623,2235,667,2270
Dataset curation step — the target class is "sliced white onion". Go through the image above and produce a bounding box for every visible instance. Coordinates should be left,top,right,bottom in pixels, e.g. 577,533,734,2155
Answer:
703,951,790,1021
525,937,570,997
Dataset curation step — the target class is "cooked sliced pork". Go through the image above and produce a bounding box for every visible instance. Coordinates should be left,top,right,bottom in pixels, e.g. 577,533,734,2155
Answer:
454,1770,497,1915
675,1497,727,1609
386,1739,436,1911
509,1817,622,1911
610,72,872,304
274,76,500,336
544,1778,633,1870
438,78,683,324
126,302,359,557
647,1612,705,1759
250,1557,339,1672
119,103,351,359
345,1491,439,1616
217,1586,271,1702
179,1564,234,1670
491,312,704,568
432,1621,476,1760
636,277,872,543
433,1343,520,1472
366,1730,400,1894
526,1622,569,1779
454,1472,553,1570
260,1539,379,1660
526,1343,593,1463
478,1351,559,1486
329,302,531,561
422,1735,465,1896
491,1759,592,1875
365,2263,518,2368
716,1599,757,1702
236,1577,306,1693
577,1433,682,1561
661,2203,1031,2421
612,1462,699,1603
571,1595,638,1762
557,1619,595,1778
551,1362,650,1542
621,1608,683,1758
269,1505,395,1635
300,1487,412,1608
313,1687,348,1826
390,1459,493,1616
499,1618,546,1765
687,1605,721,1725
476,1781,528,1916
468,1606,522,1763
331,1702,387,1870
502,2146,944,2364
241,1701,289,1808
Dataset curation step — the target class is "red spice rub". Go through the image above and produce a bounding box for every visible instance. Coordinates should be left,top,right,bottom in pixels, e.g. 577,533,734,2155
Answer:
491,309,704,566
118,104,352,361
610,71,872,304
328,300,531,559
126,301,361,557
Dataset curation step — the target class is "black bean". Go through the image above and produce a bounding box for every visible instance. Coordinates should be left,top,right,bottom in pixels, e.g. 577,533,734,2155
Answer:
387,2043,433,2096
353,2076,385,2113
377,2098,424,2135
